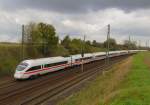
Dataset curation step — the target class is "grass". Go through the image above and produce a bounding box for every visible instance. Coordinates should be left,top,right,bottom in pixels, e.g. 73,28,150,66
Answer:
106,52,150,105
58,52,150,105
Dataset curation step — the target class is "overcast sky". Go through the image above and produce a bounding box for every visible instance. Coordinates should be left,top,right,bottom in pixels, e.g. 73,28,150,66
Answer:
0,0,150,46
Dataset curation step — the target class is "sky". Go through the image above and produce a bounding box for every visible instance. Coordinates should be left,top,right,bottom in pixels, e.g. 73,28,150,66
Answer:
0,0,150,46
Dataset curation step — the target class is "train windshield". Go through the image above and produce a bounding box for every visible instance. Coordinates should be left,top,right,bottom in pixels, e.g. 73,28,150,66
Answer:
16,63,28,71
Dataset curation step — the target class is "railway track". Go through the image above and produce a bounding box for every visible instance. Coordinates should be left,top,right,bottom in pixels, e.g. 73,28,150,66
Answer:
21,56,127,105
0,67,81,96
0,59,106,105
0,60,101,96
22,65,107,105
0,54,131,105
0,80,15,89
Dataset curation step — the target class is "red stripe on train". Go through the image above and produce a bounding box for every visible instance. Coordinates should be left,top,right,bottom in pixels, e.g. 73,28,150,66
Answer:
24,63,69,74
24,61,82,74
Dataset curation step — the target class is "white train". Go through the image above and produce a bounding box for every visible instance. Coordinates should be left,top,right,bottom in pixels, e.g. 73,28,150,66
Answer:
14,50,138,79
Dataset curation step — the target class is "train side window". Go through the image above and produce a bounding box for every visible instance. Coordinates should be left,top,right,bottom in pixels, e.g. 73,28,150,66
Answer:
45,63,54,68
44,61,67,68
28,65,41,71
83,57,92,60
75,59,81,61
97,55,104,57
55,61,67,65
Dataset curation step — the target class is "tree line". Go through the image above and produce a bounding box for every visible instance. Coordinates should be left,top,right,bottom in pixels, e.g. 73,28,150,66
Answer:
23,22,140,59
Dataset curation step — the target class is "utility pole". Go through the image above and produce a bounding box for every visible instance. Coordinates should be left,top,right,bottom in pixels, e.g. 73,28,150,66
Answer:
81,35,86,72
106,24,110,65
145,40,149,50
22,25,25,60
139,40,141,50
148,40,149,50
43,34,45,57
128,36,131,53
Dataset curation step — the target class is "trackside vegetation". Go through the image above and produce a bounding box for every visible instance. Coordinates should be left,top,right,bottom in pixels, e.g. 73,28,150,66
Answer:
0,44,21,76
58,52,150,105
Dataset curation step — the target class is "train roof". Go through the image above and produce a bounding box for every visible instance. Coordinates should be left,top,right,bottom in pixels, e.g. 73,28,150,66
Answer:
71,54,82,59
109,50,128,54
21,56,68,66
84,53,94,57
70,53,93,59
93,52,106,56
19,50,141,67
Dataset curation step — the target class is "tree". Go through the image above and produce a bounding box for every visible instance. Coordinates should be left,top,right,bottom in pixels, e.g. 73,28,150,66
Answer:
25,22,59,57
69,39,82,54
24,22,41,58
92,40,103,48
61,35,71,49
123,40,137,50
92,40,97,47
86,40,91,46
37,22,59,56
103,38,117,50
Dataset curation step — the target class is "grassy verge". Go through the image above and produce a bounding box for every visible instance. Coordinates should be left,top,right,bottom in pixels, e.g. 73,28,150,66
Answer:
58,55,133,105
58,52,150,105
106,52,150,105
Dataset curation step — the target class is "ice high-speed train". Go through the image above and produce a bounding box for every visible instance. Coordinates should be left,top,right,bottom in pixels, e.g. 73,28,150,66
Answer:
14,50,138,79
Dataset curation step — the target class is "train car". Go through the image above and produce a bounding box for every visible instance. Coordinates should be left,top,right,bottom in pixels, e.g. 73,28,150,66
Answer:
109,50,128,57
14,57,69,79
14,50,137,79
71,53,94,65
93,52,106,61
119,50,129,55
109,51,119,57
83,53,94,63
71,54,82,65
129,50,139,54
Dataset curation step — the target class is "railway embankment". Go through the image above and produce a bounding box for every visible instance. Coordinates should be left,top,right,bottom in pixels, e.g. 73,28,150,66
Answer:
59,52,150,105
0,53,130,105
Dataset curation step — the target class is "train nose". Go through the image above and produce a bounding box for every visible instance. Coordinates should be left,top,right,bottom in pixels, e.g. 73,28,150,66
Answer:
14,72,23,79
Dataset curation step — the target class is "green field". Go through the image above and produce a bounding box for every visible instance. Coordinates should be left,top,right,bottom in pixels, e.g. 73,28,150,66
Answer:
58,52,150,105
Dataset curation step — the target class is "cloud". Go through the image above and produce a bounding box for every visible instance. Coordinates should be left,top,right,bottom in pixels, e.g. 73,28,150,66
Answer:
0,0,150,13
0,3,149,46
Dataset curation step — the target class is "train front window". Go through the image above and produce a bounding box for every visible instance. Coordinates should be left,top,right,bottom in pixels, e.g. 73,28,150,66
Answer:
16,63,28,71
